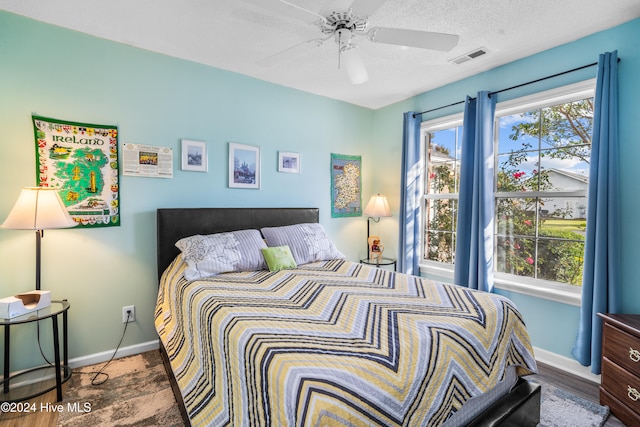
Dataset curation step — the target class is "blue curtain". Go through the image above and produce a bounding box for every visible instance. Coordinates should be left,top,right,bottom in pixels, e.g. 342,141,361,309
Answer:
454,92,496,292
572,51,621,374
398,112,423,275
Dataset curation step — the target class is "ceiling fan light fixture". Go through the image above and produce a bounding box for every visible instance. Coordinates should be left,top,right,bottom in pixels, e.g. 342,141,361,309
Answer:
341,44,369,84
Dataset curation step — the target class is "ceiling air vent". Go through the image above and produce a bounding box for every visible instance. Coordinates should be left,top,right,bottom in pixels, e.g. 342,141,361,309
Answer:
449,47,488,65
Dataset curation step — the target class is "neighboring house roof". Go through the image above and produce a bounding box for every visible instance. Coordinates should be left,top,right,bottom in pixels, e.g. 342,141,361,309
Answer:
547,168,589,185
428,144,456,163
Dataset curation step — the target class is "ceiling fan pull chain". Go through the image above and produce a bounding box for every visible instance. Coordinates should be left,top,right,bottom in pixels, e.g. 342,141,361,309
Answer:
337,29,347,70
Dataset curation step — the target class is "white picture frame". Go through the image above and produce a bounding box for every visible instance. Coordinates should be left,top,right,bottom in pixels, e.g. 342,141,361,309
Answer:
181,139,207,172
229,142,260,189
278,151,301,174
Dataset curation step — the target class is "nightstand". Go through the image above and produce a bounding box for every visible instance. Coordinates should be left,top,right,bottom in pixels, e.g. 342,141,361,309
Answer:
360,257,397,271
0,300,71,403
598,313,640,426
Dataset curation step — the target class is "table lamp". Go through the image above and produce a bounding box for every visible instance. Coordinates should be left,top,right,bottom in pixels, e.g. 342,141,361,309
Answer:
1,187,77,290
363,194,391,257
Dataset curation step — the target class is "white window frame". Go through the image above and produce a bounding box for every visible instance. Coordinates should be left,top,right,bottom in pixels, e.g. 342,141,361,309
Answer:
419,79,596,306
421,113,464,266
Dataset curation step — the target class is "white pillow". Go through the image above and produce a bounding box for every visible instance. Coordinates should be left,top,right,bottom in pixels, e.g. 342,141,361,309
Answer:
175,229,267,280
261,223,345,265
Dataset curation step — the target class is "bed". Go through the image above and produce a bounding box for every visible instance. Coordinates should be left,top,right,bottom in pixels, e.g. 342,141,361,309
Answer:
155,207,540,426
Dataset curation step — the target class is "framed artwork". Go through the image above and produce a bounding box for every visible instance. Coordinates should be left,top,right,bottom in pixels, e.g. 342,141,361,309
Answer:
330,153,362,218
32,115,120,228
229,142,260,189
181,139,207,172
278,151,301,174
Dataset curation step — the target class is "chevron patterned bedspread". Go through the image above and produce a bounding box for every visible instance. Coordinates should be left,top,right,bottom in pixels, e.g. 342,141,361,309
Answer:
155,258,537,426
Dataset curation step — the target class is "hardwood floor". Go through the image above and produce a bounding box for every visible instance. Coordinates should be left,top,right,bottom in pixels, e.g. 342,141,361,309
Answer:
0,387,60,427
531,361,626,427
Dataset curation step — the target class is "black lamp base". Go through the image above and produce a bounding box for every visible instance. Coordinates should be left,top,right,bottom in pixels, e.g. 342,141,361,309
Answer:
35,229,42,291
366,217,380,257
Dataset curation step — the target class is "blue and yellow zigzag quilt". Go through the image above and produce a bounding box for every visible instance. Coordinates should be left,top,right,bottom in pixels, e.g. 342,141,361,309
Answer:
155,259,536,426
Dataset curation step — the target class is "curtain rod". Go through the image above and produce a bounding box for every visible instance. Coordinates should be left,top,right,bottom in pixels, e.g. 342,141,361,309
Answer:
412,58,620,118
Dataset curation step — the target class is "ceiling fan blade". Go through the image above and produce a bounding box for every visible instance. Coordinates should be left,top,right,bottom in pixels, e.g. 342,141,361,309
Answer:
341,46,369,84
349,0,388,18
257,38,327,67
244,0,326,24
279,0,328,23
368,27,459,51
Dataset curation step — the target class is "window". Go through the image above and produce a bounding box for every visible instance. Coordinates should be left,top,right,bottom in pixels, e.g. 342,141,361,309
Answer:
422,116,463,265
420,81,595,303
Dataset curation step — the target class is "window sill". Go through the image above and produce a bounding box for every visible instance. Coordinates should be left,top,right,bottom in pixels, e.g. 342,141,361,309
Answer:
419,262,582,307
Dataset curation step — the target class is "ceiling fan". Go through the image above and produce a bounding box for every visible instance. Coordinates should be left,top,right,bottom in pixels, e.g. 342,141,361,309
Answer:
252,0,460,84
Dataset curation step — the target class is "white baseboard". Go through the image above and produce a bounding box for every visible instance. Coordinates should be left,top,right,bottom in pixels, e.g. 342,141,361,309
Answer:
533,346,601,384
68,340,159,369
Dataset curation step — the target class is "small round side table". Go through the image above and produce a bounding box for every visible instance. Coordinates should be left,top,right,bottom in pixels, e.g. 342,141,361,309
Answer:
360,257,397,271
0,300,71,403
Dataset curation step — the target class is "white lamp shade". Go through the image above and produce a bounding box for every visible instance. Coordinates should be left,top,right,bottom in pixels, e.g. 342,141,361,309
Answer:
1,187,77,230
364,194,391,218
341,45,369,85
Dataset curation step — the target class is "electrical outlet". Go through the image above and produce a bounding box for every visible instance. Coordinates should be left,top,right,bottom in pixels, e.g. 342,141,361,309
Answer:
122,305,135,323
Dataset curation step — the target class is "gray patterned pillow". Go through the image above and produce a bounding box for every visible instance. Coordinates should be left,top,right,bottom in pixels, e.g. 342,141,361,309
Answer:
261,223,345,265
175,229,267,279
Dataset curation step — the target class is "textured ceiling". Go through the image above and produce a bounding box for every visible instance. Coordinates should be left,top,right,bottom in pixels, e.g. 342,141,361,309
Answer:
2,0,640,109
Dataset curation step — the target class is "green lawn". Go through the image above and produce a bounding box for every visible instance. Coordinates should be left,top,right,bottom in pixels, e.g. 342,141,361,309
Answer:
541,218,586,235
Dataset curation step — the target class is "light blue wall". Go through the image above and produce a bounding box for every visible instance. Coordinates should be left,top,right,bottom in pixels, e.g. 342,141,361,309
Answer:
0,12,374,370
373,19,640,360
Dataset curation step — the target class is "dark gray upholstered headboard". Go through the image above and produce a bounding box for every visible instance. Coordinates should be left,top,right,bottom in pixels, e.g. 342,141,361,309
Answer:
156,208,319,281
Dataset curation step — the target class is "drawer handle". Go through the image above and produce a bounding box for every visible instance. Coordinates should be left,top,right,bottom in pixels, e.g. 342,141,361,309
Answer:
630,347,640,363
628,385,640,401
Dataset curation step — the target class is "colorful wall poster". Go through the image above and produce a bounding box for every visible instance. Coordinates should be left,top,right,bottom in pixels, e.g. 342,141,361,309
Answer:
330,153,362,218
33,115,120,228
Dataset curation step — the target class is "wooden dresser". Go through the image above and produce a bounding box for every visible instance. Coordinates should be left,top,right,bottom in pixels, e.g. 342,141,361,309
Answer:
599,313,640,426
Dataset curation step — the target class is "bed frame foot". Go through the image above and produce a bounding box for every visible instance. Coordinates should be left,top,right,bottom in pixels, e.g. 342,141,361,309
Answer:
467,378,541,426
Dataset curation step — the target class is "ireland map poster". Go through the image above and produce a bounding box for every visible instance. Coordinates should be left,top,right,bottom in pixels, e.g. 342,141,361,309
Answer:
33,115,120,228
330,153,362,218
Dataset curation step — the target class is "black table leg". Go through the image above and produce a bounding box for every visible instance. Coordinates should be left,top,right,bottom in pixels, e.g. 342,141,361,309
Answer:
3,325,8,394
51,316,62,402
63,307,68,367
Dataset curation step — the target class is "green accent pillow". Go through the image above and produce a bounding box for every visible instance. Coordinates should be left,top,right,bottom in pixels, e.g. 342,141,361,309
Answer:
261,245,297,272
